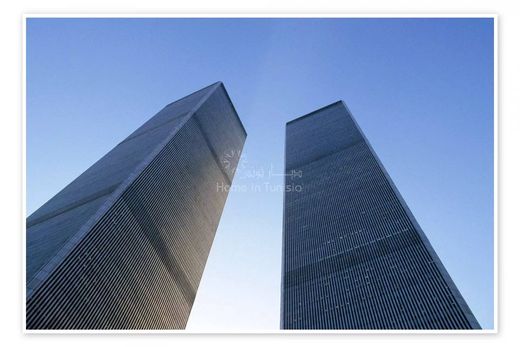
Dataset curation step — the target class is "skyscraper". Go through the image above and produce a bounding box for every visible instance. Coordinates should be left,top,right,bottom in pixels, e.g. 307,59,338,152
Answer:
281,101,480,330
26,82,246,329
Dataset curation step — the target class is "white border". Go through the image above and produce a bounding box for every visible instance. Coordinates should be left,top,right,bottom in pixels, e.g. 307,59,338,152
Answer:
21,14,498,335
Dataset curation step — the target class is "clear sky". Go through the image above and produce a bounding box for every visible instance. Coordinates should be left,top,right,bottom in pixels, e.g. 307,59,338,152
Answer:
26,18,494,330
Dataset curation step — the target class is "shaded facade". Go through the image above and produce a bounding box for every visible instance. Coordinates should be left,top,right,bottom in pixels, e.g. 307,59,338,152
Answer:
281,101,480,329
26,82,246,329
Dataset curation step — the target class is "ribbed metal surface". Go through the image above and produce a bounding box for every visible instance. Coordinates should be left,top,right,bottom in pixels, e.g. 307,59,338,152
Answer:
26,82,246,329
281,101,480,330
26,83,216,286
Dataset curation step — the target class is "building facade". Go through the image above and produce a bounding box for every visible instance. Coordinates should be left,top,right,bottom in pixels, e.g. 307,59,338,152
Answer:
26,82,246,329
281,101,480,329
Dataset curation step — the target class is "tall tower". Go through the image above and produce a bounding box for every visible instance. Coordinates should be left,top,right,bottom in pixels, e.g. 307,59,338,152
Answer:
281,101,480,330
26,82,246,329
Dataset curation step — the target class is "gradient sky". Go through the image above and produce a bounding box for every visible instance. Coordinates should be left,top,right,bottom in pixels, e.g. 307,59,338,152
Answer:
26,18,494,330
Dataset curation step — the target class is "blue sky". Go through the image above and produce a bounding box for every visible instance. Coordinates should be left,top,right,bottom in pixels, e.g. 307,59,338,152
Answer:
26,18,494,330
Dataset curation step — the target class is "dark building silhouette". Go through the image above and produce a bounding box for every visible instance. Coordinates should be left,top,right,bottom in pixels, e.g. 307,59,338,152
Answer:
281,101,480,330
26,82,246,329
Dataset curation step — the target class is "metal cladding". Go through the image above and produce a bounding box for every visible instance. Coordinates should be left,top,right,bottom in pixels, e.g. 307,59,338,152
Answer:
26,82,246,329
281,101,480,330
